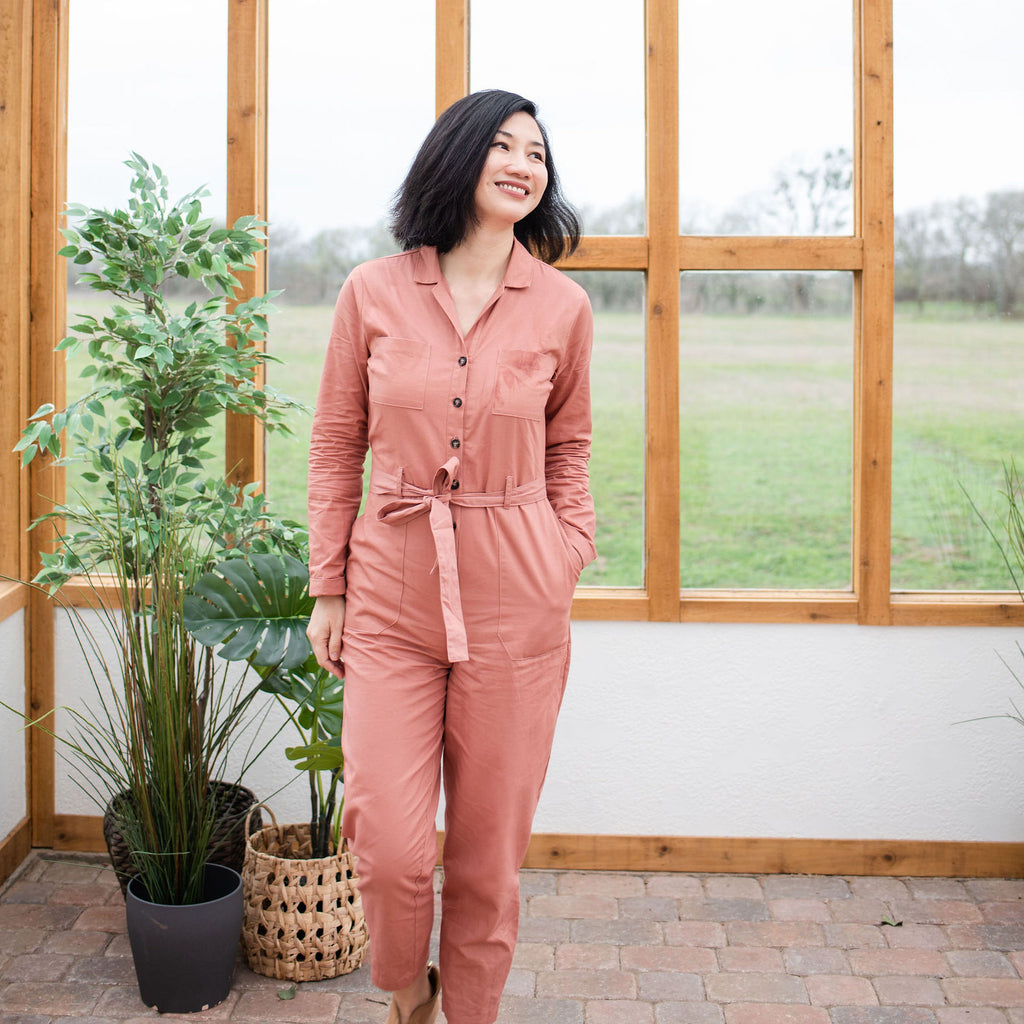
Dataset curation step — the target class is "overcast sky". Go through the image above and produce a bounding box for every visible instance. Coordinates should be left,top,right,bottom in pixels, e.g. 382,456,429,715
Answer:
68,0,1022,236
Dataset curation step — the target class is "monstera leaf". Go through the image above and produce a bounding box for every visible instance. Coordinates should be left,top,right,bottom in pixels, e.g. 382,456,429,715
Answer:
286,738,344,773
184,553,314,672
260,653,344,739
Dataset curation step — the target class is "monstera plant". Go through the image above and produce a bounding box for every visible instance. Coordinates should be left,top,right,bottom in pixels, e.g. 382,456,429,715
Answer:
184,552,345,857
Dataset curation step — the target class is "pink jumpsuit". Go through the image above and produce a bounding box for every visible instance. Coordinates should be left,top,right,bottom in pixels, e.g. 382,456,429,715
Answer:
307,240,595,1024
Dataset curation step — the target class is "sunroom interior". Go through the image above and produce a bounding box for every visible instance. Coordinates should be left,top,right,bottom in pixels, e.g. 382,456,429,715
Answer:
2,0,1024,890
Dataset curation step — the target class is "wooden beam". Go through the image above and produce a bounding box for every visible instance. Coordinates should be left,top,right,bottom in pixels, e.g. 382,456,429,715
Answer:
0,0,34,866
680,592,859,624
225,0,268,493
52,813,106,852
0,0,32,586
520,833,1024,878
679,236,864,271
27,0,69,851
0,583,28,624
61,816,1024,878
435,0,469,117
557,235,648,271
572,589,649,621
644,0,681,621
0,818,32,888
891,594,1024,627
853,0,894,625
54,575,1024,627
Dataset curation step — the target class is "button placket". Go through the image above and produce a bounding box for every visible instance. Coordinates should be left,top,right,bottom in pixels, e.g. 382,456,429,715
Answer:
447,352,468,475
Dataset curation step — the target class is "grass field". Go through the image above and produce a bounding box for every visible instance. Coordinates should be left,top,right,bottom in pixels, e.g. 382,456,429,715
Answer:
62,295,1024,591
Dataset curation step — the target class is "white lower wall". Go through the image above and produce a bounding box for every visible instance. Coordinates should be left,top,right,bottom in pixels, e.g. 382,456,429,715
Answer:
0,610,27,840
53,612,1024,843
539,621,1024,842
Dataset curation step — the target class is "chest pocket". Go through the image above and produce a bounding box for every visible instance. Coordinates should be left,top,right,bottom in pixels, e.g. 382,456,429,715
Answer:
493,349,557,422
367,337,430,409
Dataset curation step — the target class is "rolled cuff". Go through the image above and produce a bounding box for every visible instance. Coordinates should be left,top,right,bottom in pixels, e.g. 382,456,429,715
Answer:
309,573,347,598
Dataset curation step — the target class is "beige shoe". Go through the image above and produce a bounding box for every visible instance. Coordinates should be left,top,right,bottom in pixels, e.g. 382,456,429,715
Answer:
386,963,441,1024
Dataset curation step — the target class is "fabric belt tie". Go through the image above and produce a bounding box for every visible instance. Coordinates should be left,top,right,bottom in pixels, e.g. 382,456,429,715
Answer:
374,457,546,663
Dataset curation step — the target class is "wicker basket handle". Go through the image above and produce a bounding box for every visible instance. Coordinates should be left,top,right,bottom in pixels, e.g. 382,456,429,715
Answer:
245,802,277,837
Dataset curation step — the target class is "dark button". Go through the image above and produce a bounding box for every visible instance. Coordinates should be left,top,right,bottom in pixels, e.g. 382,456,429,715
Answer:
450,438,460,449
458,356,467,366
452,397,462,408
451,480,460,490
453,522,457,530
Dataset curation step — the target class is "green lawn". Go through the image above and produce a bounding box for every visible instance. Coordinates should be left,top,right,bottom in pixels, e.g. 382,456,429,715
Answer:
62,295,1024,591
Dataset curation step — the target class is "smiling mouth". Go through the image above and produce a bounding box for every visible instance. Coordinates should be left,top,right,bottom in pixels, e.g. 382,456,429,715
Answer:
496,182,529,197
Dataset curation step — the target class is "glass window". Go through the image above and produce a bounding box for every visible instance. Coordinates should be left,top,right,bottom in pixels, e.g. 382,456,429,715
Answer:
564,272,645,588
65,0,227,507
679,0,853,235
68,0,227,223
266,1,435,517
680,272,853,588
891,0,1024,590
471,0,645,234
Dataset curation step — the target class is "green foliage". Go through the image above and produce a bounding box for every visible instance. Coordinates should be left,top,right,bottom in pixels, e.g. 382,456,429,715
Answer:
8,155,308,904
17,153,308,589
185,554,345,859
964,458,1024,597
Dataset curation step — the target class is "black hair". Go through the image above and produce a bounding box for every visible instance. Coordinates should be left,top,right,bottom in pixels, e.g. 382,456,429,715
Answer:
390,89,581,265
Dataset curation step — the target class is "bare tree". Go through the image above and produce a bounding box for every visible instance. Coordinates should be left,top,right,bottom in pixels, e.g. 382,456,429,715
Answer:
982,190,1024,317
895,207,935,312
938,197,983,305
771,147,853,236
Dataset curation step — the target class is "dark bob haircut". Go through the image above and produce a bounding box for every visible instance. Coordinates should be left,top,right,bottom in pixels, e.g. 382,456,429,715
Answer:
390,89,581,265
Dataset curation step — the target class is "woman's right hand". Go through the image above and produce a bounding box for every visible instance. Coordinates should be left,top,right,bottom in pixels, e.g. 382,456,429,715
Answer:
307,595,347,680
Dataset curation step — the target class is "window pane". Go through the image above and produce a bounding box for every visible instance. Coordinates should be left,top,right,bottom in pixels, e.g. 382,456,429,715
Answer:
471,0,645,234
65,0,227,507
679,0,853,235
564,273,645,588
266,1,434,515
680,272,853,588
68,0,226,223
891,0,1024,590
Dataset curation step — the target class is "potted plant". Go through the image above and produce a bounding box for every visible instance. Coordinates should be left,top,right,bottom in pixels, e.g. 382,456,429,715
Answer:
184,551,369,981
9,154,306,1012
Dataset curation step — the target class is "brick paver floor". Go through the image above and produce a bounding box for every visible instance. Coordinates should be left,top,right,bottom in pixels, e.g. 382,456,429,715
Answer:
1,850,1023,1023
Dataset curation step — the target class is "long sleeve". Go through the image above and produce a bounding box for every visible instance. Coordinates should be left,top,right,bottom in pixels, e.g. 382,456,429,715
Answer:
544,290,597,574
307,269,370,596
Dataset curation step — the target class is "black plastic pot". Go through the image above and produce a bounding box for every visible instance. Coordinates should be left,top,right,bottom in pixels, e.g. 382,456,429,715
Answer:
125,862,243,1013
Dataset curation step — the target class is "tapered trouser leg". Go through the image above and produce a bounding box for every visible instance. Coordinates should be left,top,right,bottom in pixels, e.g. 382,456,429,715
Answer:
340,632,448,993
340,630,569,1024
440,640,570,1024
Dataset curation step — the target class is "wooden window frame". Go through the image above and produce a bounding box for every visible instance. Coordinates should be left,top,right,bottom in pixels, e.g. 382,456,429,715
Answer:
15,0,1024,641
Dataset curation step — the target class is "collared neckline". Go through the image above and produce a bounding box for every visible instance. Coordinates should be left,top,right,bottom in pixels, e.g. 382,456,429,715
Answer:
412,239,535,289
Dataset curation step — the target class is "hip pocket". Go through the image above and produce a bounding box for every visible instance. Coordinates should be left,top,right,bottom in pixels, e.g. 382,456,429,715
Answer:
343,518,406,635
496,502,576,660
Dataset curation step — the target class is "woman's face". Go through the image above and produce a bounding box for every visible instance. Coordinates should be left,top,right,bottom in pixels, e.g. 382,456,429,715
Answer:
472,111,549,231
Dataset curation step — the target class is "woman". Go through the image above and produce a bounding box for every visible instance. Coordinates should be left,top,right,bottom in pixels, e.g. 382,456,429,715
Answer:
307,89,596,1024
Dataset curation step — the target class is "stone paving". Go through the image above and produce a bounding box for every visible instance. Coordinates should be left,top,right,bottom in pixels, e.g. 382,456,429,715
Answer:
1,851,1024,1023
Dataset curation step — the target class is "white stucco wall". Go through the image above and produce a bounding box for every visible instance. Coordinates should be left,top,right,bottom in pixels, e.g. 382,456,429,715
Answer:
53,611,1024,842
0,610,28,840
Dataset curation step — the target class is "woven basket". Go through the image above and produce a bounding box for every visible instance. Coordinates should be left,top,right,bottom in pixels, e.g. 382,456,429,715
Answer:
241,806,368,981
103,781,262,897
